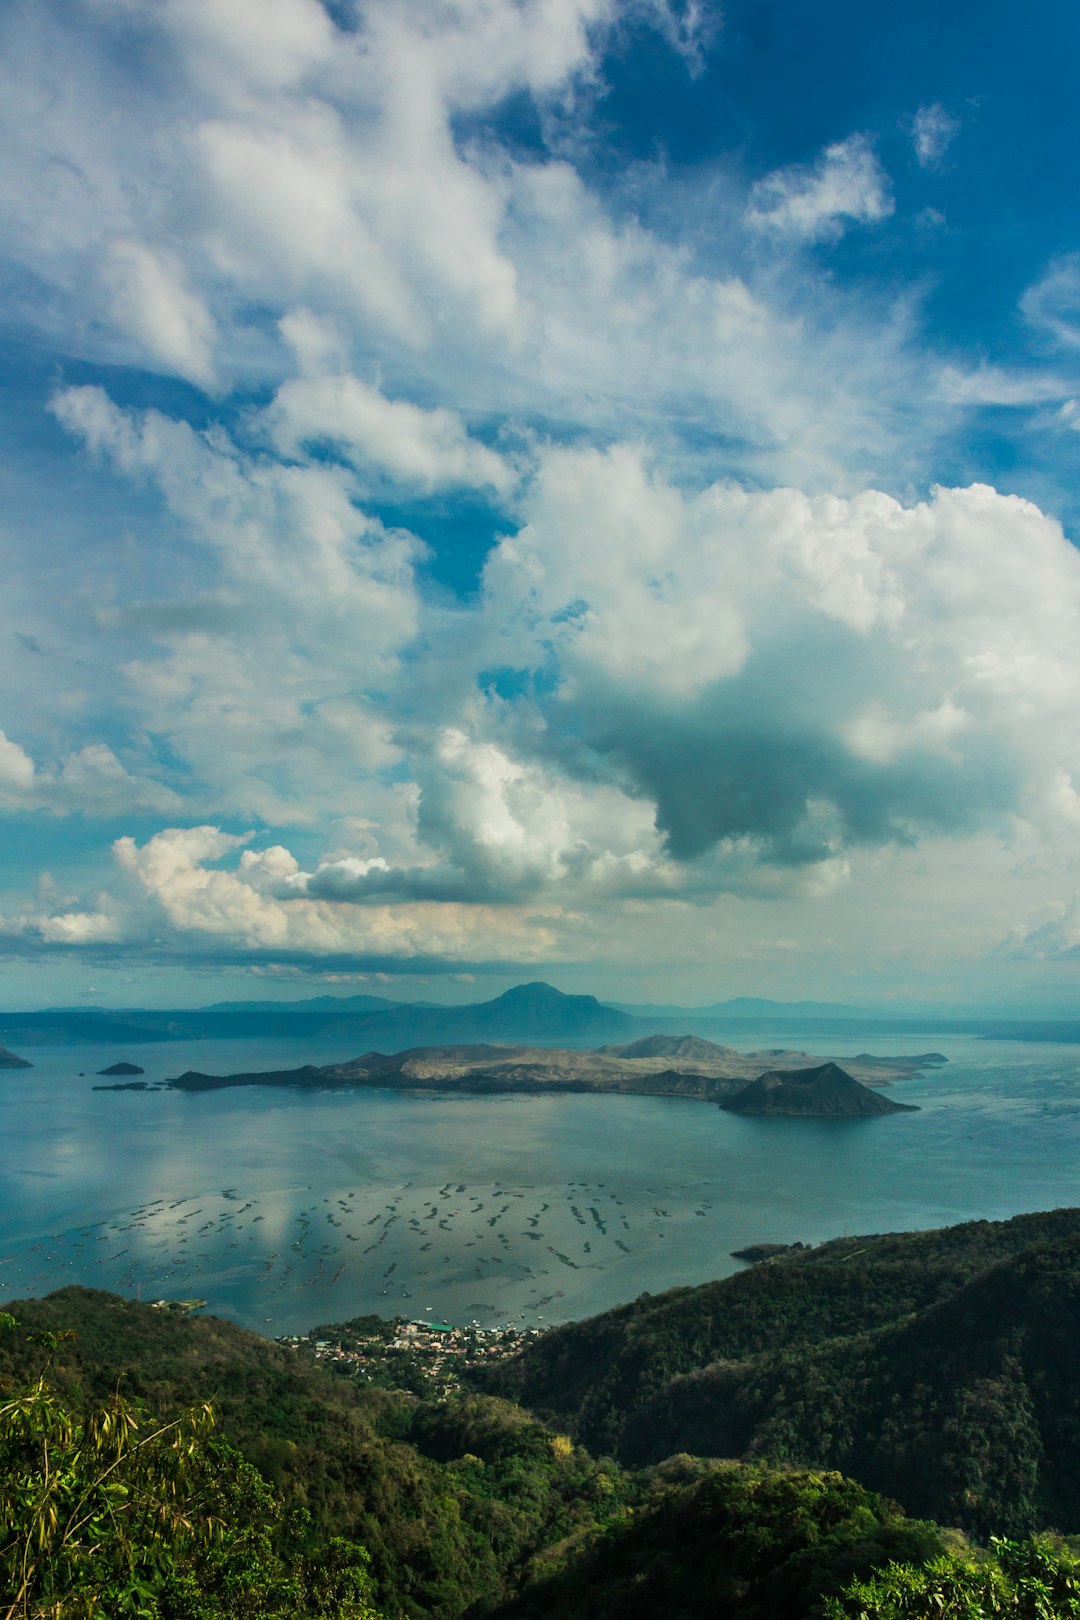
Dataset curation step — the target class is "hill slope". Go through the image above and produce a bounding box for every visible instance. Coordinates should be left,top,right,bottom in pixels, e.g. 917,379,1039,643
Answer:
719,1061,917,1115
601,1033,739,1061
0,1288,946,1620
473,1208,1080,1536
0,1287,635,1619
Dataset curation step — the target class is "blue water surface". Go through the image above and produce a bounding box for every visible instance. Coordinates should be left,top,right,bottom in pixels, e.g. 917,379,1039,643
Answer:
1,1027,1078,1335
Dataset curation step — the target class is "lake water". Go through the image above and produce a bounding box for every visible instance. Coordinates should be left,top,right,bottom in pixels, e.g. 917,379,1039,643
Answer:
3,1027,1080,1336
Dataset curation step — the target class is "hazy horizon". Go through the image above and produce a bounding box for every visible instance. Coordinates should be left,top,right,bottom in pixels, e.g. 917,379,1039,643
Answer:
2,975,1078,1025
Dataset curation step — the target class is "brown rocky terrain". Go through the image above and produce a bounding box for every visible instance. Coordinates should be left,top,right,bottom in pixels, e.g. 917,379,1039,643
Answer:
167,1036,944,1098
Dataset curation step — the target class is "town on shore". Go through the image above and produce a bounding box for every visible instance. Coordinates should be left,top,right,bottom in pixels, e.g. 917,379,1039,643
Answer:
279,1313,546,1397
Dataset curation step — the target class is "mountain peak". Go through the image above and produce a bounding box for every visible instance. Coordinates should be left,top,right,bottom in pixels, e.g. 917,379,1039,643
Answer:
488,982,602,1011
459,982,631,1040
721,1061,917,1117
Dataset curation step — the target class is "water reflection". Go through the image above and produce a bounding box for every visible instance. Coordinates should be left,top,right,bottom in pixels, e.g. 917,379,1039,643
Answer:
1,1032,1079,1334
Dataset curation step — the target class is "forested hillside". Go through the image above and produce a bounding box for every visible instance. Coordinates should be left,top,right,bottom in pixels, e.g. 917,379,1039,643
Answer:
474,1208,1080,1536
0,1290,954,1620
0,1290,639,1619
7,1213,1080,1615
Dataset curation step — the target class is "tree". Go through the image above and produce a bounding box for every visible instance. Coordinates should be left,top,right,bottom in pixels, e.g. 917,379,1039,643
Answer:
0,1315,382,1620
824,1535,1080,1619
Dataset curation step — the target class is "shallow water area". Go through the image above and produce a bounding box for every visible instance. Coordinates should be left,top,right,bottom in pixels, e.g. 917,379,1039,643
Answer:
3,1028,1080,1335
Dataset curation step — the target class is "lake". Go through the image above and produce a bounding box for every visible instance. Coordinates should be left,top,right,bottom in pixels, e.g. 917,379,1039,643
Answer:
3,1026,1080,1336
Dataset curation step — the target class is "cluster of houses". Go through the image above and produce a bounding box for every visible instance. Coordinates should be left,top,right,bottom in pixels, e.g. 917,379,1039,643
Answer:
280,1316,545,1396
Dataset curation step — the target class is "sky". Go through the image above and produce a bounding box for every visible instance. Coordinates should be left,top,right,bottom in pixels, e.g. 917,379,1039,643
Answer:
3,0,1080,1014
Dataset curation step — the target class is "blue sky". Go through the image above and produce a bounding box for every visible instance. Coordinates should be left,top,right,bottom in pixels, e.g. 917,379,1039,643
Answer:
2,0,1080,1013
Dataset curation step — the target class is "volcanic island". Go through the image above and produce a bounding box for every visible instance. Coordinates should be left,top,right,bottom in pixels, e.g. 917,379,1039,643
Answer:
164,1035,939,1115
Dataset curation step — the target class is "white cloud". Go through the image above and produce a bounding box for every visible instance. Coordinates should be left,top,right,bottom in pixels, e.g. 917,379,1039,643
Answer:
265,324,515,492
37,909,124,945
175,0,616,354
52,744,182,817
912,103,959,170
2,825,561,962
102,240,219,389
0,731,36,794
745,134,893,241
1022,255,1080,351
414,725,671,895
478,453,1080,875
49,384,421,823
1004,894,1080,959
845,701,966,766
938,363,1072,406
30,388,1080,928
0,729,180,816
0,0,947,490
3,0,1080,996
158,0,339,95
483,442,751,701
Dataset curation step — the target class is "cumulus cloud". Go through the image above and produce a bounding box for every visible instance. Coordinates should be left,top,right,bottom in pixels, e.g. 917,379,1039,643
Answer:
49,384,421,823
912,103,959,170
177,0,617,350
0,0,948,490
48,386,421,647
1003,895,1080,960
0,826,561,963
4,0,1080,991
0,0,610,376
158,0,340,96
33,357,1080,944
31,384,1080,934
265,314,514,492
0,729,180,816
479,455,1080,877
745,134,893,241
0,731,35,795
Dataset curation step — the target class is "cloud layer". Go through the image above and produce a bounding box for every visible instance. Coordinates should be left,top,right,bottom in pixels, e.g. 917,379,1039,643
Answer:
13,395,1080,970
2,0,1080,999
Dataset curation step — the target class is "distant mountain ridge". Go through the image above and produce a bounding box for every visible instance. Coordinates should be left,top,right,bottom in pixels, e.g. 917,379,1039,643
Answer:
0,981,638,1049
4,982,1077,1051
205,993,435,1013
612,995,878,1019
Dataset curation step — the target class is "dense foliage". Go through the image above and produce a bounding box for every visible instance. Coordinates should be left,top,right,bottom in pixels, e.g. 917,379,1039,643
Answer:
0,1294,645,1619
0,1293,948,1620
475,1209,1080,1535
7,1211,1080,1617
0,1314,381,1620
824,1534,1080,1617
486,1461,944,1620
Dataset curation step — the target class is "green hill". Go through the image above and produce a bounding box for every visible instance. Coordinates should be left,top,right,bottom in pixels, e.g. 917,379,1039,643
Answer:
9,1211,1080,1614
0,1289,951,1620
473,1208,1080,1537
718,1060,916,1115
0,1289,633,1619
486,1461,942,1620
